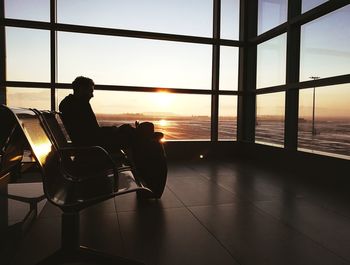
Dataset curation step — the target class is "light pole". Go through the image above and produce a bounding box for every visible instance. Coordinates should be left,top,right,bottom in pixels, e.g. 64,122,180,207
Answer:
309,76,320,136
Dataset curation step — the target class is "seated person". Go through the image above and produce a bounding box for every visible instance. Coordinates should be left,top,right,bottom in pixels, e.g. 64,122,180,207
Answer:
59,76,167,197
59,76,132,150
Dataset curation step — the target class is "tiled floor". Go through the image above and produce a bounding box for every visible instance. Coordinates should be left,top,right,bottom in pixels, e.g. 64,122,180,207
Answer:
2,159,350,265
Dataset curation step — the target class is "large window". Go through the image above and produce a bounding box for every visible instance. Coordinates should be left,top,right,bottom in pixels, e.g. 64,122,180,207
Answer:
258,0,288,35
302,0,329,13
219,96,237,140
2,0,240,141
300,5,350,81
221,0,240,40
58,32,212,89
256,92,285,147
57,0,213,37
57,89,211,141
298,84,350,159
220,46,239,91
6,88,51,110
2,1,349,158
6,27,50,82
256,34,287,89
5,0,50,22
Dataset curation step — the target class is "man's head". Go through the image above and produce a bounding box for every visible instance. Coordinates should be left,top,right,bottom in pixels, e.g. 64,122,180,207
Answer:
72,76,95,101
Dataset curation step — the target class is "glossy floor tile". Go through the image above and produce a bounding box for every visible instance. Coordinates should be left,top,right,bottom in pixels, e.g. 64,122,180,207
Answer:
2,160,350,265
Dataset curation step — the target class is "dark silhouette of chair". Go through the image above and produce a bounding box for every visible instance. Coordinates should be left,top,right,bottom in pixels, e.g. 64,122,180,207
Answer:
1,105,165,265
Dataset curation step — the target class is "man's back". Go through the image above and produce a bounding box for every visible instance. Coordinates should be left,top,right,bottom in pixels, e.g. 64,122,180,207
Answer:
59,94,100,146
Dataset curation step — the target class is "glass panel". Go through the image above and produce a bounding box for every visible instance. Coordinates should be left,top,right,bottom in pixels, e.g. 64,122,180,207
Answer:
302,0,328,13
257,34,287,89
256,92,285,147
58,32,212,89
298,84,350,159
300,5,350,81
219,96,237,140
57,90,211,140
6,27,50,82
6,87,51,110
220,46,239,91
258,0,288,35
5,0,50,22
221,0,240,40
57,0,212,37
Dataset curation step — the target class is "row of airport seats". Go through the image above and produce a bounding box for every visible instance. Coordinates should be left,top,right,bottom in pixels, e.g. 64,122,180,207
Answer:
0,105,167,265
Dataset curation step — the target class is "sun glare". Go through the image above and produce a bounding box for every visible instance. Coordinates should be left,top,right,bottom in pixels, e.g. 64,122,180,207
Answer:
159,119,168,126
153,91,173,108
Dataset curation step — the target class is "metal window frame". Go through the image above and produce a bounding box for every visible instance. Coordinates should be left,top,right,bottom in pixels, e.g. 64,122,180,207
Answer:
211,0,221,142
284,0,301,150
0,0,5,105
1,0,349,148
250,1,350,152
50,0,57,111
237,0,258,142
0,0,241,142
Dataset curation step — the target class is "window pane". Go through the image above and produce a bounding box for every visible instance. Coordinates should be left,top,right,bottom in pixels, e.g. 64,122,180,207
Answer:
219,96,237,140
6,88,51,110
221,0,240,40
258,0,288,35
57,0,212,37
302,0,328,13
300,5,350,81
220,46,239,91
298,84,350,159
58,32,212,89
6,27,50,82
57,90,211,140
5,0,50,22
256,92,285,147
257,34,287,89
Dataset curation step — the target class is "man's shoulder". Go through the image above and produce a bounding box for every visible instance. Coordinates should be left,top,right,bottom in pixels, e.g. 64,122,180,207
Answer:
59,94,76,112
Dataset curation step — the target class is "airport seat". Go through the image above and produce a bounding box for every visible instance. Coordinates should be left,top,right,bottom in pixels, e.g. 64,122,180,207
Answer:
0,106,46,237
0,105,166,265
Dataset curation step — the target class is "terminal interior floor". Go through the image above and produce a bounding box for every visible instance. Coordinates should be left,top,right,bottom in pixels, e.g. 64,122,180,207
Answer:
2,158,350,265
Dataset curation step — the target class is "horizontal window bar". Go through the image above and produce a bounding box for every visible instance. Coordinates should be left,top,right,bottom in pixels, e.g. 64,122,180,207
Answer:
2,18,242,47
254,74,350,94
3,81,240,95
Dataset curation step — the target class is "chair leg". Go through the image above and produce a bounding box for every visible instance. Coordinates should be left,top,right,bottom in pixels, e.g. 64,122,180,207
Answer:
36,212,147,265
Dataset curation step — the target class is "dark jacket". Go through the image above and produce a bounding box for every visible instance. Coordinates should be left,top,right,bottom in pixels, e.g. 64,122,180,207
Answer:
59,94,101,146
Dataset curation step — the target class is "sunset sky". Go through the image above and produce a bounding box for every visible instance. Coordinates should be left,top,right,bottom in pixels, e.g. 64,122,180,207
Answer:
4,0,350,118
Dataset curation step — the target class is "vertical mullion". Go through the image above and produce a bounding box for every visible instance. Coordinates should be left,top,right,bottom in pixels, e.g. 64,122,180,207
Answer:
237,0,258,142
211,0,220,142
50,0,56,110
0,0,6,105
0,0,8,246
284,0,301,150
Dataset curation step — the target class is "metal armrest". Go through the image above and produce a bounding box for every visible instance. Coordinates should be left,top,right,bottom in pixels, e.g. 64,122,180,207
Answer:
59,145,115,163
57,146,118,182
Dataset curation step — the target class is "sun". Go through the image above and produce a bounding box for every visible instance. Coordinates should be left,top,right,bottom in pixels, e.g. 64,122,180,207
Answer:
159,119,168,126
153,91,173,108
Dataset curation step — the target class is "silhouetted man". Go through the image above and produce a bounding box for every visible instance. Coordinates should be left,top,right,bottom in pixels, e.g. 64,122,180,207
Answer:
59,76,134,150
59,76,167,198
